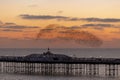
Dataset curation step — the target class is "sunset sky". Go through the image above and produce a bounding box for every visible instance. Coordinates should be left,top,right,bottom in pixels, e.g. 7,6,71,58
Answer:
0,0,120,48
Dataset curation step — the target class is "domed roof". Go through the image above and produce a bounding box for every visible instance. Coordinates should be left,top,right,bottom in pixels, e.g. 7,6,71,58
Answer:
25,48,72,62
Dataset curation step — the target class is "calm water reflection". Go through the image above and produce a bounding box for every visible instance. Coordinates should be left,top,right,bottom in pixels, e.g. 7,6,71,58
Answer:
0,74,119,80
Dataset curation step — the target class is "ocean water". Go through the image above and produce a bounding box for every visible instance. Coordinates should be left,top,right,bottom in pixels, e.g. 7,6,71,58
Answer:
0,48,120,80
0,48,120,58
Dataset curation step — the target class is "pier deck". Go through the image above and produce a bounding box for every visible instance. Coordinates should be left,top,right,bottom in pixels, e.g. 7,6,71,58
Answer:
0,49,119,77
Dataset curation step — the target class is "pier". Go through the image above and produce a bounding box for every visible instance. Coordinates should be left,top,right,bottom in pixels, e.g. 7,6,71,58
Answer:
0,49,120,77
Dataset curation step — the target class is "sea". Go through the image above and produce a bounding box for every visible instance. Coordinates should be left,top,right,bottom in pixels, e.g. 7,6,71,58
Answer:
0,48,120,80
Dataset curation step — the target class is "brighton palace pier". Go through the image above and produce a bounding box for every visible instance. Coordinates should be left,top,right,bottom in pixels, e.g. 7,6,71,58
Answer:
0,49,120,77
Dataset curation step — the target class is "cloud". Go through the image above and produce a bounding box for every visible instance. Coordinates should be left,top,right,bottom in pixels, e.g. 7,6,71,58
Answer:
19,14,82,21
36,24,103,47
5,22,16,25
67,18,81,21
0,21,40,33
81,23,116,30
3,25,39,29
2,29,23,32
0,21,39,29
81,18,120,22
82,24,113,27
19,14,120,22
20,14,69,20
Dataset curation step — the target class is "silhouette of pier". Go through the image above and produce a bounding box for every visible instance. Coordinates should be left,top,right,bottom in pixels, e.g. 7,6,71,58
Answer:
0,49,120,77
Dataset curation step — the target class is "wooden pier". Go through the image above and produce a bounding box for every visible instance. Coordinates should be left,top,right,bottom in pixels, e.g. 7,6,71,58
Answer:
0,49,120,77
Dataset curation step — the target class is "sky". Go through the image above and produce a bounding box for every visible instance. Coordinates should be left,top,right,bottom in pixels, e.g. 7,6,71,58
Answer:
0,0,120,48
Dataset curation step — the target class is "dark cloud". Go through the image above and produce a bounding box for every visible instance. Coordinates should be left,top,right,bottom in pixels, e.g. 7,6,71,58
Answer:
81,18,120,22
82,24,113,27
19,14,82,21
36,24,103,47
67,18,81,21
82,24,116,30
0,21,40,33
3,25,39,29
5,23,16,25
0,21,39,29
2,29,23,32
20,14,69,20
19,14,120,22
67,26,82,29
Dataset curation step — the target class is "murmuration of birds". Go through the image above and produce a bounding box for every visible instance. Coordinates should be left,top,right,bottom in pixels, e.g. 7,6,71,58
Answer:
36,24,103,47
0,20,3,25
